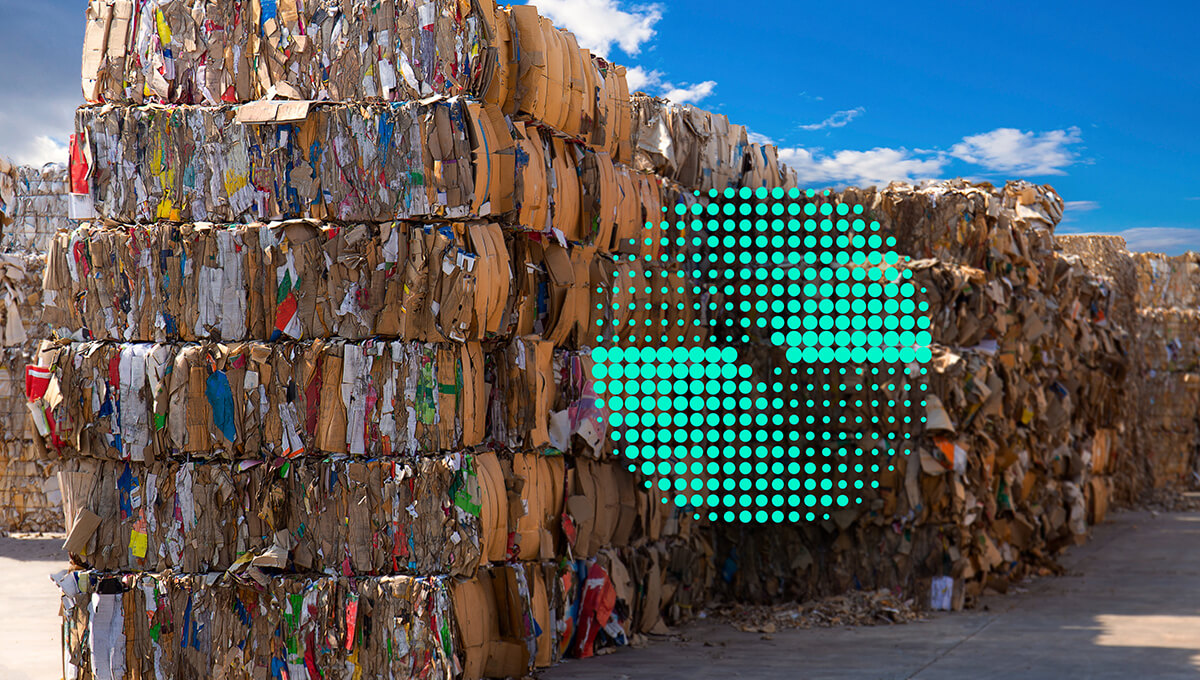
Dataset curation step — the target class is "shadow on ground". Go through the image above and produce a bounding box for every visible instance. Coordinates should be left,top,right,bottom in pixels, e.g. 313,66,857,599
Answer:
543,511,1200,680
0,534,64,562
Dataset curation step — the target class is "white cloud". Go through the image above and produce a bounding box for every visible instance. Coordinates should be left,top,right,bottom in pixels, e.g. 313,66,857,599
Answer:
13,135,68,167
746,131,775,145
661,80,716,104
529,0,662,58
1060,200,1099,224
1097,228,1200,255
628,68,717,104
776,147,948,187
798,107,865,132
949,126,1083,175
0,99,75,169
624,66,664,93
756,124,1088,190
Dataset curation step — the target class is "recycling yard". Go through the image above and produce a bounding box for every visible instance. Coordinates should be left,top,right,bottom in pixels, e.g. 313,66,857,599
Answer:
1,2,1200,680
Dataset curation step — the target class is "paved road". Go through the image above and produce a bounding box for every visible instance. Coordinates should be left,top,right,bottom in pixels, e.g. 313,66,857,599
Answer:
4,512,1200,679
544,511,1200,680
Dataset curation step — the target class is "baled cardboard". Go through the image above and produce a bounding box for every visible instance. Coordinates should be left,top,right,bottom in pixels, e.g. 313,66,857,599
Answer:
58,571,456,680
81,0,494,105
55,454,485,575
38,339,482,460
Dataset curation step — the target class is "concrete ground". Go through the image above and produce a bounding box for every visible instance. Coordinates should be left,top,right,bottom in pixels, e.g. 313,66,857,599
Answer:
0,533,66,680
545,510,1200,680
3,511,1200,679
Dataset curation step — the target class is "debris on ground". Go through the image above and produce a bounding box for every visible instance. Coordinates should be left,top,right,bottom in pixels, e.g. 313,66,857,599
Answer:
709,589,923,633
1134,488,1200,513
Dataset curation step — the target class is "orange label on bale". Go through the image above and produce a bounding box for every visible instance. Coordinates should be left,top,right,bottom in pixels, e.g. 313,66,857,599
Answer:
935,436,956,469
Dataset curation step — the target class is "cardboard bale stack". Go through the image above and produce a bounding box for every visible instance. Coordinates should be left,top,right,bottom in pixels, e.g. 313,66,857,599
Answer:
1127,252,1200,488
0,162,69,533
1060,237,1200,492
1128,308,1200,486
3,163,70,251
677,181,1129,609
47,0,815,677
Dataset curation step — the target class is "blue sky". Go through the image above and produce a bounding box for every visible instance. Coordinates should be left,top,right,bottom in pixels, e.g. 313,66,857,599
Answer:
2,0,1197,252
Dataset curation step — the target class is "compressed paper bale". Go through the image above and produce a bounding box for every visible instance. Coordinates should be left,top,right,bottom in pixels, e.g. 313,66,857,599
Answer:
33,340,485,460
630,96,769,193
452,564,549,679
56,455,483,576
603,181,1133,612
56,570,456,680
490,336,597,451
1132,252,1200,309
42,222,496,343
74,101,476,223
81,0,494,105
2,164,70,251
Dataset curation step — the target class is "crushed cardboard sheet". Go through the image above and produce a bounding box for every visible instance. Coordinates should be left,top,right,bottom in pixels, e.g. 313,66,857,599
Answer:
0,157,16,228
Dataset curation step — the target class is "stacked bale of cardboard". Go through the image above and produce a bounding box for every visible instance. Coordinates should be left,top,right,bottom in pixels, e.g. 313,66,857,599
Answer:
2,163,70,251
631,94,798,191
1059,237,1200,492
1126,251,1200,490
682,181,1129,608
55,2,497,678
0,162,68,533
48,1,821,677
0,252,62,532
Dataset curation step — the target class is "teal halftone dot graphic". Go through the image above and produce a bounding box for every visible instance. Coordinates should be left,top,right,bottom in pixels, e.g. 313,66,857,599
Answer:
594,190,931,523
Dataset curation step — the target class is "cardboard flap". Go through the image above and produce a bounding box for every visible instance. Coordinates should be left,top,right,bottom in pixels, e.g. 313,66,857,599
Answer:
544,244,575,287
63,508,102,555
236,100,313,124
477,452,509,562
